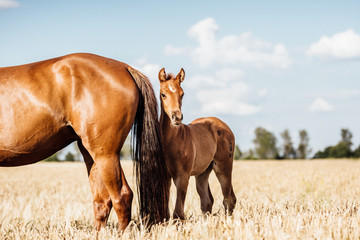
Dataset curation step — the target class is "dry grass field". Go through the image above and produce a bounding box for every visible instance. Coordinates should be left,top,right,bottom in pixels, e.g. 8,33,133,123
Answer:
1,160,360,239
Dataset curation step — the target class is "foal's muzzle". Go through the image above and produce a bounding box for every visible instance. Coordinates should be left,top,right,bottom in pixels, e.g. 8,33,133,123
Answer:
171,110,183,125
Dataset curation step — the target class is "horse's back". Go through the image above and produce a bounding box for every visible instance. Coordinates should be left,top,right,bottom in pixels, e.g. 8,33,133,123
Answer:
0,53,138,166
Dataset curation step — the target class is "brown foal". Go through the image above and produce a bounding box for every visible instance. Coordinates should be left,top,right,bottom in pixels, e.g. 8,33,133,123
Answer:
0,53,169,231
159,68,237,219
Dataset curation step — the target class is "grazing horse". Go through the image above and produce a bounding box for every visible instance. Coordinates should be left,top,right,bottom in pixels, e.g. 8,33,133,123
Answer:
158,68,236,219
0,53,169,231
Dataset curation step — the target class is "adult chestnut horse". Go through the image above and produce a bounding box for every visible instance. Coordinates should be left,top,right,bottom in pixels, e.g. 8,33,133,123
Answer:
0,53,169,231
158,68,236,219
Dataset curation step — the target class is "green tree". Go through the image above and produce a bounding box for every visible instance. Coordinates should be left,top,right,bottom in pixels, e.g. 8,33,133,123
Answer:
353,145,360,158
313,146,332,159
329,142,352,158
313,129,354,159
297,130,311,159
328,129,353,158
64,152,75,162
341,128,353,149
281,129,296,159
234,145,242,160
253,127,278,159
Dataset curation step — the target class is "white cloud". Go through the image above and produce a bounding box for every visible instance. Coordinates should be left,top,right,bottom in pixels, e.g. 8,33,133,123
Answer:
196,82,260,116
258,88,268,97
132,57,161,90
306,29,360,59
165,17,292,69
0,0,19,9
309,97,334,112
185,68,244,89
187,18,219,67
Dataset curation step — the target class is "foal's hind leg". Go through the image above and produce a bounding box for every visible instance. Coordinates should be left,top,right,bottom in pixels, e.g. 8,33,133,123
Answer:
195,163,214,214
213,144,236,215
213,161,236,214
78,141,112,231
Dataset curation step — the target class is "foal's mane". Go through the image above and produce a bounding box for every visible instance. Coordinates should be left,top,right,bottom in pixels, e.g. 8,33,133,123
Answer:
165,73,174,81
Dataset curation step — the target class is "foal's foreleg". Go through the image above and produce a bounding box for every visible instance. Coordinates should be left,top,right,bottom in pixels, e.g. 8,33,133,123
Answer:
173,176,189,219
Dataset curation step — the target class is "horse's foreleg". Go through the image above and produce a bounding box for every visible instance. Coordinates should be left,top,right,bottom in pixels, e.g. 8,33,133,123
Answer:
173,176,189,219
78,141,112,231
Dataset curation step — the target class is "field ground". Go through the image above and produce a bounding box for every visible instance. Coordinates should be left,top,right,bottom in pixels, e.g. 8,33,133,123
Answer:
1,160,360,239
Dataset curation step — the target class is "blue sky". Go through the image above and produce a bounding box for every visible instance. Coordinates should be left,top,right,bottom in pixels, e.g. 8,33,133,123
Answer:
1,0,360,155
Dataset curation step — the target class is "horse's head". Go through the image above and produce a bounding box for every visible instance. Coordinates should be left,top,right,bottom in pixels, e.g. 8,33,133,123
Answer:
159,68,185,126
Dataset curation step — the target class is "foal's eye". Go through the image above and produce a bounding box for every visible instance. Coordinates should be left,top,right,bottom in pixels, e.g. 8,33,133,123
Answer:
181,93,184,98
161,93,166,98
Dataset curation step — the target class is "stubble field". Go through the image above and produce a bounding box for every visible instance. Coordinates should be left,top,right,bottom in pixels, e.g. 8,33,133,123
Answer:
1,160,360,239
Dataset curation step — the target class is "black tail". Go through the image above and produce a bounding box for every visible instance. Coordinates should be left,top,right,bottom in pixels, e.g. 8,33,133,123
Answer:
126,66,170,225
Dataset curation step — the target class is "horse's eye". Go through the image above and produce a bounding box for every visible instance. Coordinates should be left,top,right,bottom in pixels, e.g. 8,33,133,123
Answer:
161,93,166,98
181,93,184,98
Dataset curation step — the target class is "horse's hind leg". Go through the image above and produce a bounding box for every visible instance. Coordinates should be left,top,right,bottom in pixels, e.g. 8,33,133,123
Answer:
195,163,214,214
79,138,133,231
78,141,112,231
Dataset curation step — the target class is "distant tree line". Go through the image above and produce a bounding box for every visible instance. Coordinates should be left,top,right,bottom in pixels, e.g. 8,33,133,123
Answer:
313,129,360,159
44,127,359,162
44,152,79,162
234,127,360,160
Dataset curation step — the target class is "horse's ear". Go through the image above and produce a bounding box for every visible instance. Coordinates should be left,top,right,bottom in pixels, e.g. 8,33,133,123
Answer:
176,68,185,83
159,68,167,82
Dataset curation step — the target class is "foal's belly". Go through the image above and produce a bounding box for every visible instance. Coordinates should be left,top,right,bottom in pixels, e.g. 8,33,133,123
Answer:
190,150,216,176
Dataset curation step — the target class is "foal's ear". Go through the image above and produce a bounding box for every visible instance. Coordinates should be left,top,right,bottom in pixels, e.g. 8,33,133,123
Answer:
159,68,167,82
176,68,185,83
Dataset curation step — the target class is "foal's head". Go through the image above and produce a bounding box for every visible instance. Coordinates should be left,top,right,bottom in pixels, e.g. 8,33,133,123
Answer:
159,68,185,126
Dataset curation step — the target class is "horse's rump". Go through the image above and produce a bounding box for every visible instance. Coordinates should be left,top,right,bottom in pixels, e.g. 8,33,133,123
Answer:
0,53,170,226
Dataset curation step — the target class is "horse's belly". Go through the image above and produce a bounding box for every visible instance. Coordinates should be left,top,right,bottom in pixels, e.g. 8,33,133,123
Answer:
0,94,72,165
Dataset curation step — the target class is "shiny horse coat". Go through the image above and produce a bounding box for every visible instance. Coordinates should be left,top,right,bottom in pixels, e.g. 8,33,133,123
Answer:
0,53,169,231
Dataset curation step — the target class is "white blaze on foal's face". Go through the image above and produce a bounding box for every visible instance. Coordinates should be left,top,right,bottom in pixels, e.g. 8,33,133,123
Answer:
168,83,176,93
